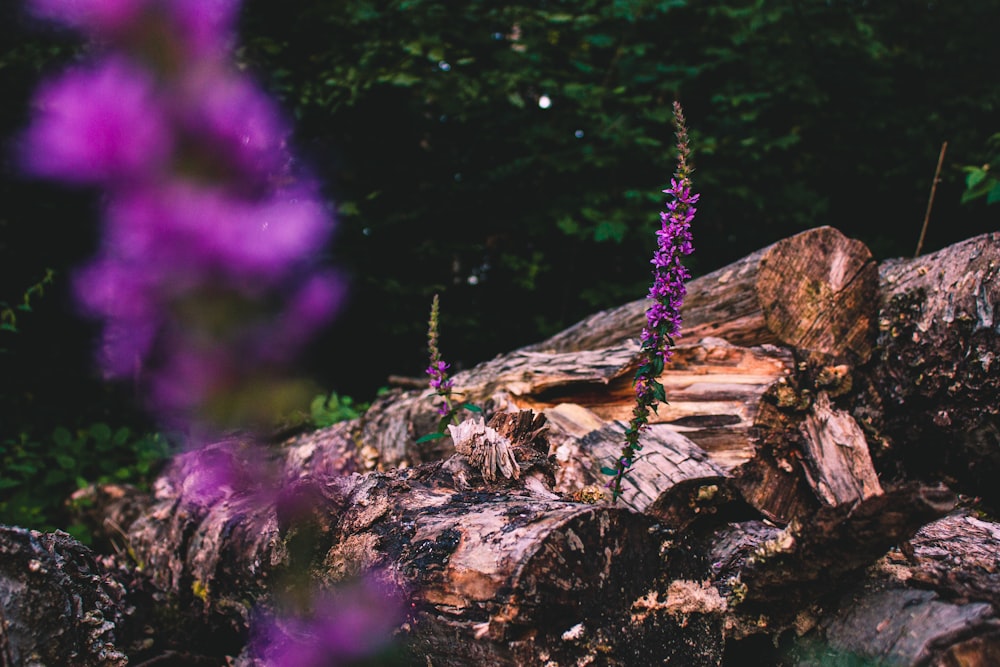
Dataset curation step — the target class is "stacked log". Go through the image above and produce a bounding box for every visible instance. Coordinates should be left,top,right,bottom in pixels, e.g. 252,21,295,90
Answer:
861,232,1000,507
5,227,999,665
0,527,128,667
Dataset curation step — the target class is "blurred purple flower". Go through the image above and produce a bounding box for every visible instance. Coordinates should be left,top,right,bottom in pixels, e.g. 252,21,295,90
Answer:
149,344,232,418
20,0,342,435
168,440,279,508
252,579,403,667
27,0,241,57
177,71,292,184
104,183,333,281
167,0,242,56
72,257,168,377
257,272,345,363
177,442,244,506
19,57,171,186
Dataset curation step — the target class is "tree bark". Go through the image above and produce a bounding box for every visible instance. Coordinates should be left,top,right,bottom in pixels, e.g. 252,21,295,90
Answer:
116,438,730,666
776,511,1000,666
0,526,129,667
861,232,1000,509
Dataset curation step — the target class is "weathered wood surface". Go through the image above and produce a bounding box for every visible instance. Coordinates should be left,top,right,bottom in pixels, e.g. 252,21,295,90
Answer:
324,466,701,666
363,337,799,483
735,383,884,525
112,437,722,666
544,402,726,511
862,232,1000,509
0,526,128,667
778,510,1000,666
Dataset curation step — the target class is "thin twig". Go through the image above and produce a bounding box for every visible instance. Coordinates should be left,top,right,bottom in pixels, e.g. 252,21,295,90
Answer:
915,141,948,257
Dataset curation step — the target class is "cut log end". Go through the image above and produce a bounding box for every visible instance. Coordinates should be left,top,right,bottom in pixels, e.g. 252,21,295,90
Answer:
757,226,878,361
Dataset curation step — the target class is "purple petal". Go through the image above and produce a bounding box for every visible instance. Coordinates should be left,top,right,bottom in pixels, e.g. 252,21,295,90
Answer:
169,0,242,55
177,70,291,181
73,258,163,377
19,57,172,185
257,272,344,362
253,578,403,667
107,183,333,280
148,342,232,417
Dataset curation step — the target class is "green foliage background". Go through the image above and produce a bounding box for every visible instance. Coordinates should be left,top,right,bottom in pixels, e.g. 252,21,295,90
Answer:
236,0,1000,398
2,0,999,445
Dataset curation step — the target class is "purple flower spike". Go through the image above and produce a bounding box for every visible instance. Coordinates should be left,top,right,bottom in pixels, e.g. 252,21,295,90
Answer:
72,256,170,378
19,57,171,186
609,101,697,501
425,294,459,419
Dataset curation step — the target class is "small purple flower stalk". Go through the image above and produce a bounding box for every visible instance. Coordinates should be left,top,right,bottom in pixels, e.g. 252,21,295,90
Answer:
608,101,697,501
422,294,482,441
426,294,456,419
19,0,342,435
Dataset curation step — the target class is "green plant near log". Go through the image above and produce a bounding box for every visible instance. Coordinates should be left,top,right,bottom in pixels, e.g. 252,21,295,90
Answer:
962,133,1000,207
0,423,173,542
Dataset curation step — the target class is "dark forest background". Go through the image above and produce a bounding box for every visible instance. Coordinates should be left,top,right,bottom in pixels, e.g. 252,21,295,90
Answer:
2,0,999,446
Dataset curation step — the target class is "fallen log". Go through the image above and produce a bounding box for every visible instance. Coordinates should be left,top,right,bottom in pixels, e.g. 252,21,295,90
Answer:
323,465,715,666
776,510,1000,666
113,418,965,666
0,526,128,667
861,232,1000,508
117,438,727,666
342,229,1000,528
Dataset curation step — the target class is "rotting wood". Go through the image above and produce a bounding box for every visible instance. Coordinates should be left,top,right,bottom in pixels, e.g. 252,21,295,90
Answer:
0,526,129,667
861,231,1000,510
119,444,721,666
796,391,882,507
776,510,1000,666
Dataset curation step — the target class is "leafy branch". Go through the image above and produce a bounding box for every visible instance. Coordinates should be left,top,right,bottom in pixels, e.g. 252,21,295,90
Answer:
1,268,55,334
